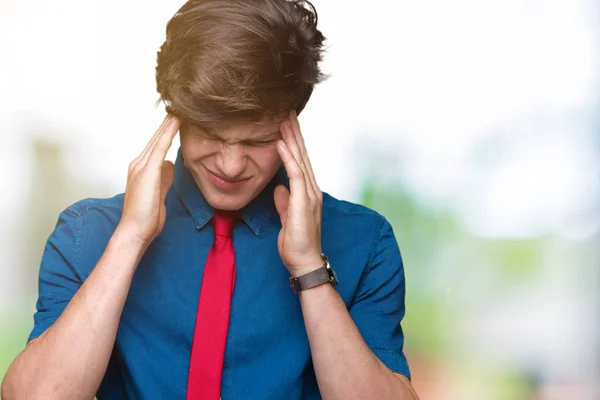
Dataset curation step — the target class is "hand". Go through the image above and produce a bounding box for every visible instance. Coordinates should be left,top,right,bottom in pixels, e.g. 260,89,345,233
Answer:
118,115,180,245
274,110,324,277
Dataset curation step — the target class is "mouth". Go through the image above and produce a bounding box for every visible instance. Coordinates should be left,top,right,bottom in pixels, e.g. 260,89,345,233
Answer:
206,168,250,191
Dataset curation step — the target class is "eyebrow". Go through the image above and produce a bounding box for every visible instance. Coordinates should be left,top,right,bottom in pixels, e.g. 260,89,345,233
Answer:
250,130,281,140
201,126,280,141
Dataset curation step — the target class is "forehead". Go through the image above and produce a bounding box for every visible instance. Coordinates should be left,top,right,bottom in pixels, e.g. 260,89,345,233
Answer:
210,121,280,139
195,113,287,139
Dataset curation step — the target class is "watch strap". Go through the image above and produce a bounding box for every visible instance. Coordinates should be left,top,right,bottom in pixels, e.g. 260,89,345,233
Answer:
290,267,330,293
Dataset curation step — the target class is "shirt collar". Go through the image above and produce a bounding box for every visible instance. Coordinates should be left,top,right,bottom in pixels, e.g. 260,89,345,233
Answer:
172,148,289,235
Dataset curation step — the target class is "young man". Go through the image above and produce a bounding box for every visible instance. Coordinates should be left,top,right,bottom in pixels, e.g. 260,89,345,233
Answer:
2,0,418,399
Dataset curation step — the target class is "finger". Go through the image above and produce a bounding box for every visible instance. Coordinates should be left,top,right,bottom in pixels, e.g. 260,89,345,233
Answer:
289,110,320,196
133,115,173,168
280,118,312,196
273,184,290,227
160,160,175,204
277,139,308,199
141,115,178,167
148,117,180,169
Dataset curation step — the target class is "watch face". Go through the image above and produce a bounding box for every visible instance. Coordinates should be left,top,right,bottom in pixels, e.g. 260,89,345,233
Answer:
327,263,338,285
289,278,301,293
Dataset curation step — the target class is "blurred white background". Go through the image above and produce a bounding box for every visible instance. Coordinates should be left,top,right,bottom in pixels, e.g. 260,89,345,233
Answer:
1,0,599,398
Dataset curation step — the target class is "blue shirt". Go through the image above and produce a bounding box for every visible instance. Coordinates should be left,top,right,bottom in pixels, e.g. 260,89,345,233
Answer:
29,149,410,399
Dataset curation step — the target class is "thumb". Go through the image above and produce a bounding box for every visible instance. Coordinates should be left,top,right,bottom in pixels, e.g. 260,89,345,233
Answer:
160,160,175,204
273,184,290,227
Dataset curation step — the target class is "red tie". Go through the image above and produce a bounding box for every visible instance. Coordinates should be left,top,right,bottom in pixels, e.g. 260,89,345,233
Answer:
186,213,237,400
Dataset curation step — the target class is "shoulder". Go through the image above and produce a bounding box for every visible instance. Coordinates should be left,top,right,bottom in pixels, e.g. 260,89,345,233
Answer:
319,193,405,306
63,193,125,228
39,194,126,282
55,194,125,262
321,191,391,232
321,191,398,261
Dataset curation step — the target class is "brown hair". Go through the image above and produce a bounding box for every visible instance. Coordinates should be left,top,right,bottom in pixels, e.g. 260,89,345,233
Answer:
156,0,326,127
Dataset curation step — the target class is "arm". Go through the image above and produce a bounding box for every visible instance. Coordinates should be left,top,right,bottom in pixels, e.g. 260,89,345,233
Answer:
1,116,180,400
300,283,418,400
302,218,417,400
274,111,418,400
1,225,147,400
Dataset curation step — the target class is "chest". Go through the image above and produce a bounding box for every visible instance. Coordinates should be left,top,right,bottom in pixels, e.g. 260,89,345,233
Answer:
113,228,312,397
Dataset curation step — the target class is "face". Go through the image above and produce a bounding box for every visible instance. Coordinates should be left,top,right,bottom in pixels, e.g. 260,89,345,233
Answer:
179,114,287,211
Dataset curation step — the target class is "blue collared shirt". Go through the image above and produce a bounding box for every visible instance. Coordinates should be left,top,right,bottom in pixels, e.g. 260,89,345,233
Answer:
29,149,410,399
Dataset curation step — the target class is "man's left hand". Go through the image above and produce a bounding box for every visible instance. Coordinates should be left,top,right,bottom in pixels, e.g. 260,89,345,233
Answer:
274,110,324,278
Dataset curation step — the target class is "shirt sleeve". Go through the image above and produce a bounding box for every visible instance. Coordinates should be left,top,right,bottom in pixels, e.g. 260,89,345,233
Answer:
28,206,84,343
348,216,411,379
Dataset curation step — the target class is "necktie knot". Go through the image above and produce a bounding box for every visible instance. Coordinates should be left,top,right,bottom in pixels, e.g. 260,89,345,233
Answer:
212,212,236,238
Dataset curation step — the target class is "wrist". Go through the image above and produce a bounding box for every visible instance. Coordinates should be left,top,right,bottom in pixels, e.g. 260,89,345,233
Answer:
289,253,338,294
298,278,336,296
113,223,152,253
96,224,151,278
290,259,324,278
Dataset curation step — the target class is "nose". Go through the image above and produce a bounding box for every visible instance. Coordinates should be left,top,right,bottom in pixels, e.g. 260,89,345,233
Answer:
215,143,247,180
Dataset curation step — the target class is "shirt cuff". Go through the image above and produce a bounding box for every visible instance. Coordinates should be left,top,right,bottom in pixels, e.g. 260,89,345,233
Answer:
27,318,57,343
371,348,411,379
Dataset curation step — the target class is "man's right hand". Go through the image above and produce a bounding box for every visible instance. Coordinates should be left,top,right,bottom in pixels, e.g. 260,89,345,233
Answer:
119,115,180,245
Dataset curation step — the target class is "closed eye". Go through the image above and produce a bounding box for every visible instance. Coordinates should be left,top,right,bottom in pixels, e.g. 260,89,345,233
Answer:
245,134,280,147
254,139,278,145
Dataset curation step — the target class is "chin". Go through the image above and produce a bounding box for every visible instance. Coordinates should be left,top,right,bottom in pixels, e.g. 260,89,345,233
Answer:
204,192,254,212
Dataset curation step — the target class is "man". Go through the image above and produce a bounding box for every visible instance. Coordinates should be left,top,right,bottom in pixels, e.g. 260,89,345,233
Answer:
2,0,418,399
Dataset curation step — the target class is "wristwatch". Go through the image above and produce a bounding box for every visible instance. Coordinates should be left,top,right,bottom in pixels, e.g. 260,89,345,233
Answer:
289,253,338,294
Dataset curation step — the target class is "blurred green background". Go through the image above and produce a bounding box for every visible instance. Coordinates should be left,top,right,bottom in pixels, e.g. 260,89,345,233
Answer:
1,0,599,399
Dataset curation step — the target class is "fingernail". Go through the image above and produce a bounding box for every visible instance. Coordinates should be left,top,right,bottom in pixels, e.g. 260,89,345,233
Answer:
291,109,297,119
